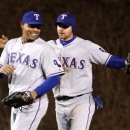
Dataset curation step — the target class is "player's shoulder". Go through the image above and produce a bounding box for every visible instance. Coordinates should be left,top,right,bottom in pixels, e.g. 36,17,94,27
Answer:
35,38,50,47
83,39,106,54
47,39,63,48
79,38,98,47
74,37,92,46
5,37,21,48
36,38,55,51
75,36,85,43
7,37,21,44
75,37,102,52
36,37,46,43
47,39,59,45
85,40,101,48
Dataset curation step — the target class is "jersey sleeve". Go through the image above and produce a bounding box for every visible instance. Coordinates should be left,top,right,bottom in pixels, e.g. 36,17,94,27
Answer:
41,45,64,78
88,41,111,65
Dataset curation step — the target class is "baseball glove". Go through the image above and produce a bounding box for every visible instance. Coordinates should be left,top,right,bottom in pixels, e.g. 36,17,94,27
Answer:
125,53,130,74
2,91,34,108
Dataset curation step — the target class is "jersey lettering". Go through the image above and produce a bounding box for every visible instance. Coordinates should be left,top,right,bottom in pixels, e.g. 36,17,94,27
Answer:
22,55,30,66
61,14,67,19
16,52,25,63
70,58,76,68
30,59,38,68
62,57,70,67
9,52,38,69
62,57,85,69
78,60,85,69
10,52,17,62
34,14,39,20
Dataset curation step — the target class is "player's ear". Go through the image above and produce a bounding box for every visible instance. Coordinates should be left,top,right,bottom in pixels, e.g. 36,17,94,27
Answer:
21,22,24,29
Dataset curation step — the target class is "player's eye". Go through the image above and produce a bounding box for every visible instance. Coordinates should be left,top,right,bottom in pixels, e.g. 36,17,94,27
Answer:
57,24,69,29
28,24,41,29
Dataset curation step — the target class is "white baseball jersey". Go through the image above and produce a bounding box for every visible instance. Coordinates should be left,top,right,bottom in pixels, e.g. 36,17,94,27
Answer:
47,36,111,97
0,37,64,94
0,37,65,130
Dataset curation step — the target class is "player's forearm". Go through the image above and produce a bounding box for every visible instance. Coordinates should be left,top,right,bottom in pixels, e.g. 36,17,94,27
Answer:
106,55,126,69
32,75,60,99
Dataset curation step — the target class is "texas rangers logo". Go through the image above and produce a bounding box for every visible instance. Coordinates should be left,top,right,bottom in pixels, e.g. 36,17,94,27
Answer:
61,14,67,19
53,60,61,67
34,14,39,20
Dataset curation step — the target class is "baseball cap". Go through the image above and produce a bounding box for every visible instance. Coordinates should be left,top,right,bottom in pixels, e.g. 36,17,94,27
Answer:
55,12,76,31
22,11,44,25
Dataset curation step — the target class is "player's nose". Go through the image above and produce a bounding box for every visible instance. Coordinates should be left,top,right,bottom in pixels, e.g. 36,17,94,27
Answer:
58,27,64,32
33,28,38,31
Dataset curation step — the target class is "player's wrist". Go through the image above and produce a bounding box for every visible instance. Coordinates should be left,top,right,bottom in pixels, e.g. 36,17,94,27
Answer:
30,90,37,99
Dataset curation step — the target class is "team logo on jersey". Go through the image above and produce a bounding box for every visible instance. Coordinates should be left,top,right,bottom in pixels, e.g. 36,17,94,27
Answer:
99,48,106,52
53,60,61,67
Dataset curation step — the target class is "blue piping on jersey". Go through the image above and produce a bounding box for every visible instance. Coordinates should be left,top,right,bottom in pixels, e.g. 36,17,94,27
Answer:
34,75,60,96
60,36,76,46
106,55,126,68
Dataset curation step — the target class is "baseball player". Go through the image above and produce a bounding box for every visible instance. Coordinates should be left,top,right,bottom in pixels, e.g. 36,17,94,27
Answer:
0,13,128,130
0,11,64,130
36,12,127,130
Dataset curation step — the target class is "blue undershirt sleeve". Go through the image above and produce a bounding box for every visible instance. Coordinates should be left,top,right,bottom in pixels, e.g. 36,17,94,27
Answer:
106,55,126,69
0,73,4,79
34,75,60,96
0,66,4,79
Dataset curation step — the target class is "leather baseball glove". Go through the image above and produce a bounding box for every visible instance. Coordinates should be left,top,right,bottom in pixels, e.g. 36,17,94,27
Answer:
125,53,130,74
2,91,34,108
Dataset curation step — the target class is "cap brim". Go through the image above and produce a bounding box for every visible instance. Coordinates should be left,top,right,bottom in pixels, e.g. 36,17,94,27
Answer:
24,22,44,26
54,22,70,27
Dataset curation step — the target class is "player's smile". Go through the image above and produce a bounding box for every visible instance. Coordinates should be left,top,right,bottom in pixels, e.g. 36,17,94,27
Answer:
28,31,40,41
21,23,41,43
29,24,41,39
30,32,39,38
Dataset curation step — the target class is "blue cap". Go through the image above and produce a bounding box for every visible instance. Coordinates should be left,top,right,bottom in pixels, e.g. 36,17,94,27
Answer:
55,12,76,31
22,11,44,25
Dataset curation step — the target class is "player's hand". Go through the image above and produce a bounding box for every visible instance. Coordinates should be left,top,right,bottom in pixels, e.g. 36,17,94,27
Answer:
0,35,8,48
0,64,15,75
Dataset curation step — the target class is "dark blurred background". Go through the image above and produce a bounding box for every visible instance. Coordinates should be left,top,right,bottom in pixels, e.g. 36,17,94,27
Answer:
0,0,130,130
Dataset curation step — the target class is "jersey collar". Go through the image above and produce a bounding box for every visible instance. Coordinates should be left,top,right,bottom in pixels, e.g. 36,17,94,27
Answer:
60,36,76,46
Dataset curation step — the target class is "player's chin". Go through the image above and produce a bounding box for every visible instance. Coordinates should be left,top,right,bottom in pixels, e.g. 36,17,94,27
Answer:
27,37,38,42
58,34,65,39
30,36,39,41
